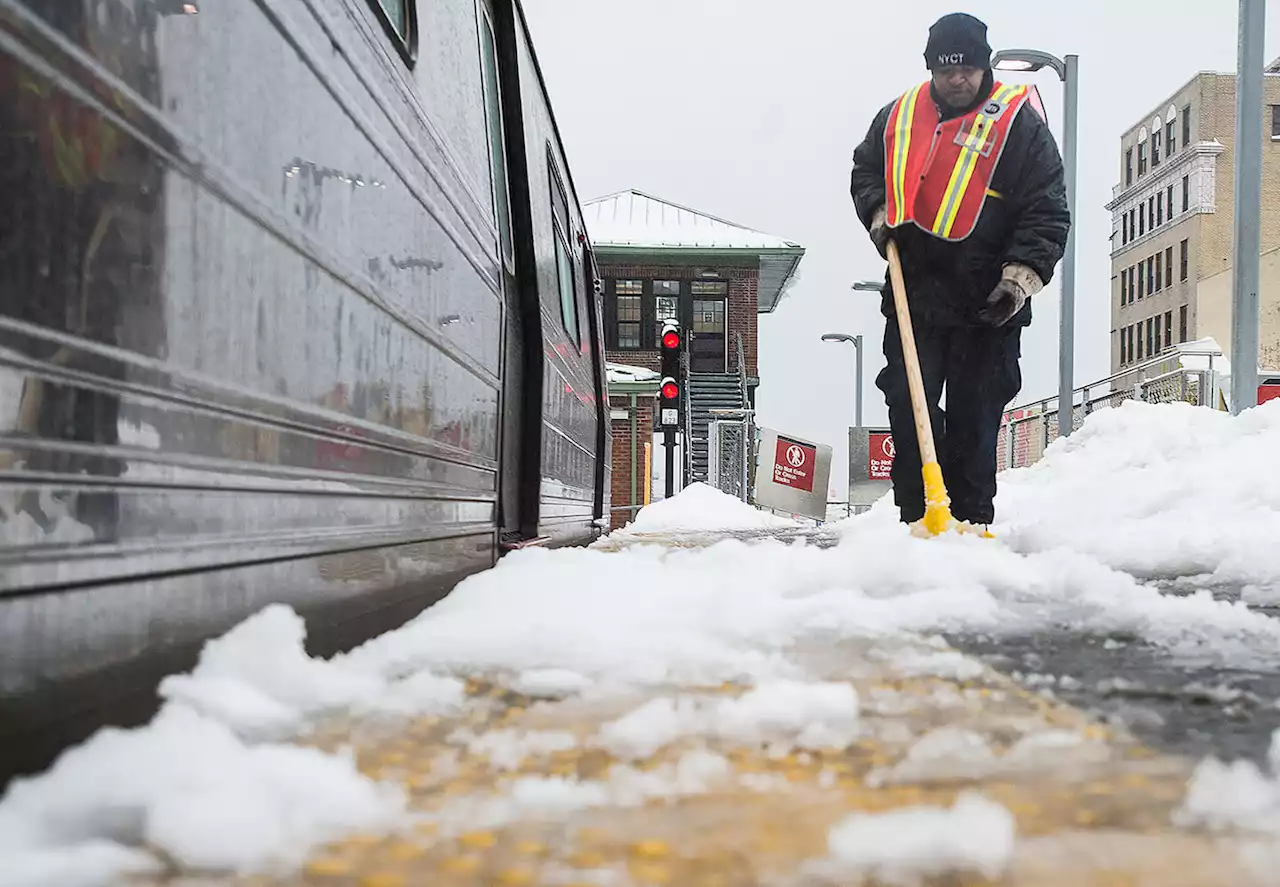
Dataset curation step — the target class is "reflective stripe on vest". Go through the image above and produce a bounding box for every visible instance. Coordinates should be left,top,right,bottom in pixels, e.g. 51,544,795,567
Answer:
883,81,1030,241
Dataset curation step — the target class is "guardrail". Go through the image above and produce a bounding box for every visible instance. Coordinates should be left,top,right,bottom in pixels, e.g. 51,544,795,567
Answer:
997,347,1223,471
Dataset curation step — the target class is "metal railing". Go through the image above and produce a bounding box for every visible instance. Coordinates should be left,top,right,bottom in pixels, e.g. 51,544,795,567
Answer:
680,347,693,488
705,334,756,502
997,346,1223,471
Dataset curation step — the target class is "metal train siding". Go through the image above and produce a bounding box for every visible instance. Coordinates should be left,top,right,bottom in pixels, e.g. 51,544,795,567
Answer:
0,0,610,782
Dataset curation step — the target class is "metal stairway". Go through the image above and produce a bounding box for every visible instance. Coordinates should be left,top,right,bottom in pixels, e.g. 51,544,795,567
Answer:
687,373,746,483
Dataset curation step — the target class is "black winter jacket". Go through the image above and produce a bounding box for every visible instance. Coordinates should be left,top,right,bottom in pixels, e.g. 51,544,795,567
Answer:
850,81,1071,328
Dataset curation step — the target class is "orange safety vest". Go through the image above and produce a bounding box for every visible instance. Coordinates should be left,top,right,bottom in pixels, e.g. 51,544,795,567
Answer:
883,80,1030,241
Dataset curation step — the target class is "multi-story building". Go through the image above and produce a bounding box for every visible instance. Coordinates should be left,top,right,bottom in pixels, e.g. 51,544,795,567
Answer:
1107,60,1280,376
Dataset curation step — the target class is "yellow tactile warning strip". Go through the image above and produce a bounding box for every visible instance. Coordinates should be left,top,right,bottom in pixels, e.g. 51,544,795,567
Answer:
125,644,1269,887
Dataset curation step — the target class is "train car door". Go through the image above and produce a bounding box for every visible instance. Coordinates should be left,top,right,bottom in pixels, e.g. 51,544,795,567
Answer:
478,0,524,544
582,245,606,522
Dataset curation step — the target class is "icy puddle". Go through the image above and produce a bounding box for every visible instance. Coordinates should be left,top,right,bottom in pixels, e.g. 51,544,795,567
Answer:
118,642,1262,887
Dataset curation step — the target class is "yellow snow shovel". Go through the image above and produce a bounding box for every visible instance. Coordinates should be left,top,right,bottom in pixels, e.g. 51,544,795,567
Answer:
885,240,956,537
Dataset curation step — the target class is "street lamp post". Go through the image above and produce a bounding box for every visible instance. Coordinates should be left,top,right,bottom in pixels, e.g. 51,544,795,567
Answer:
822,332,864,428
992,48,1079,440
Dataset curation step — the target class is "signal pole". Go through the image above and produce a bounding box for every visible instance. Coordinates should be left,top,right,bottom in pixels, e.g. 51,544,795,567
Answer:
659,322,683,499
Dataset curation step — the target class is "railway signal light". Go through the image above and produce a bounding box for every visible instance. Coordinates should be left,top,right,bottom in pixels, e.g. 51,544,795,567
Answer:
659,321,682,428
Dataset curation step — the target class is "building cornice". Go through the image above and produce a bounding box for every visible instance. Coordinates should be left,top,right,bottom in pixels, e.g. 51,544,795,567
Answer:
1106,141,1225,210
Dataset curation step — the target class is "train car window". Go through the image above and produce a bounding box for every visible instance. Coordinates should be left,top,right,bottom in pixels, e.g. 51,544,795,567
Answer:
549,157,580,346
479,5,514,270
368,0,418,63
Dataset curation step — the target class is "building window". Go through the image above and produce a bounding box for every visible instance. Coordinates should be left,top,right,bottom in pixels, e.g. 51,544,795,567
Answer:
1166,119,1176,154
1148,196,1156,229
1272,105,1280,139
1119,328,1126,365
613,281,642,349
1129,267,1137,303
1167,185,1174,221
368,0,417,62
1122,214,1129,244
1180,238,1189,280
1120,271,1128,304
1138,142,1148,176
653,280,680,343
1156,195,1164,227
1165,247,1173,287
1139,204,1146,236
1154,315,1163,352
690,280,729,297
1152,130,1162,166
1179,304,1188,342
1155,253,1163,291
1129,325,1136,361
1147,256,1155,294
548,158,579,347
1182,104,1191,146
1182,175,1190,213
1164,310,1173,348
1125,148,1133,187
1147,318,1155,356
1137,264,1145,299
1136,324,1144,360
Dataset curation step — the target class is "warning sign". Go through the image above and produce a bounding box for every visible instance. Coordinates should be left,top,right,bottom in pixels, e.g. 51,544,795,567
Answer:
773,436,816,492
868,432,895,480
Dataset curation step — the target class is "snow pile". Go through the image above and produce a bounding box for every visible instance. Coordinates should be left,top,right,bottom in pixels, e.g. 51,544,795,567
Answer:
159,605,465,735
820,791,1016,883
0,706,405,886
1174,728,1280,834
0,607,467,886
612,482,798,535
595,681,859,759
997,399,1280,596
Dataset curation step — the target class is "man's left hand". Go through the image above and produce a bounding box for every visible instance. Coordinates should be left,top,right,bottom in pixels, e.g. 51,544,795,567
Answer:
979,279,1027,327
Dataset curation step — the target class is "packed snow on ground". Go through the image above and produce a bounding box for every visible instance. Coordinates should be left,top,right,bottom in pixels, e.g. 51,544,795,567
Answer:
6,401,1280,884
815,790,1016,883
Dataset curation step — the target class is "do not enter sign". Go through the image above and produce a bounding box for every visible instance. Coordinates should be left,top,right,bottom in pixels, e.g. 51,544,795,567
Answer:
773,436,817,492
868,432,895,480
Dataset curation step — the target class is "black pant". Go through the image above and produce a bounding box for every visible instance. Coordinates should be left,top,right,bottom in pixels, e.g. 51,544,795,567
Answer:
875,318,1022,525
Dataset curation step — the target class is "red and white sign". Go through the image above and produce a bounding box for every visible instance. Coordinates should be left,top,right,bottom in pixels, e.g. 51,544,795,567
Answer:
773,436,816,492
1259,381,1280,406
868,432,895,480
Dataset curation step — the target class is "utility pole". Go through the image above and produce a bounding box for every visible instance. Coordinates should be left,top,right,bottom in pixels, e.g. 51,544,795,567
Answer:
1231,0,1265,414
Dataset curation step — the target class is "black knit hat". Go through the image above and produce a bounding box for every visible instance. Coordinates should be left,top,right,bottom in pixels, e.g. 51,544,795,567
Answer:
924,13,992,71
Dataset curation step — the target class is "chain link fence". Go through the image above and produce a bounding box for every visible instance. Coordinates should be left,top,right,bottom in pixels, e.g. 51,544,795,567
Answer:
706,417,753,501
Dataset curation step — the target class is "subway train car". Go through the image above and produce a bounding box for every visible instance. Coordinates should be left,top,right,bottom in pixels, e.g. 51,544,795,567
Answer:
0,0,610,781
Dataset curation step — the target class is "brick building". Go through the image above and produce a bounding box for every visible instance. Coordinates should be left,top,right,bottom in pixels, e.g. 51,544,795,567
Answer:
583,190,805,528
1107,59,1280,377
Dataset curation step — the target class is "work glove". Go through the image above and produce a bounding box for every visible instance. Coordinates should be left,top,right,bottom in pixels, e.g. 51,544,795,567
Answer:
979,278,1027,327
868,205,890,259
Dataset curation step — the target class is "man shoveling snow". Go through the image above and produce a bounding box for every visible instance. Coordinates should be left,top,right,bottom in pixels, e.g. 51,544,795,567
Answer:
849,12,1071,535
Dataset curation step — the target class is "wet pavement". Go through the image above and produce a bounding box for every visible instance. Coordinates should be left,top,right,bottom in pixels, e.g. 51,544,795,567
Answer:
953,588,1280,767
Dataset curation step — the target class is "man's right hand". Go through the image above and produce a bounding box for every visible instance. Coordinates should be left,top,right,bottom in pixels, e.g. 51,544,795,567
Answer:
868,205,890,259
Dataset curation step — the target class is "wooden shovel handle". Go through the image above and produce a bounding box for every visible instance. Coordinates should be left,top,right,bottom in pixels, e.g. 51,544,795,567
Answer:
885,240,940,467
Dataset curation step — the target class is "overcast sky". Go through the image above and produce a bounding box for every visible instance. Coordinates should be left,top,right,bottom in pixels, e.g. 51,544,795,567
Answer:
522,0,1280,496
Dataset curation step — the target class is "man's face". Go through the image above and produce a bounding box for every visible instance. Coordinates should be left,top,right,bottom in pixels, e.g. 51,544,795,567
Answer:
932,65,985,107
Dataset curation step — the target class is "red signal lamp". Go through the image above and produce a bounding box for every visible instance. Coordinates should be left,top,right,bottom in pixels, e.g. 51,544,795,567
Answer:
660,378,679,400
661,329,681,350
